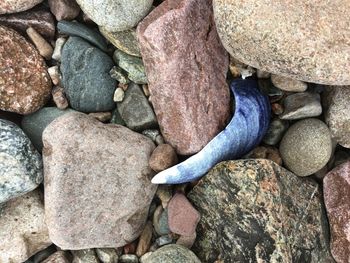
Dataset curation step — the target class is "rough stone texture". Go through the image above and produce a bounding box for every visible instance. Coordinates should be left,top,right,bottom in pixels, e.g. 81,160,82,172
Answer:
262,118,289,146
0,119,43,204
213,0,350,85
72,249,99,263
0,190,51,263
271,75,307,92
168,193,200,236
136,221,153,257
100,27,141,57
76,0,152,32
324,161,350,263
95,248,119,263
323,86,350,149
0,8,55,40
188,159,334,263
48,0,80,21
42,251,70,263
61,37,116,112
43,112,157,249
137,0,231,155
21,107,75,151
279,92,322,120
280,118,332,176
0,0,43,14
149,144,178,172
117,83,157,131
141,244,201,263
0,25,52,114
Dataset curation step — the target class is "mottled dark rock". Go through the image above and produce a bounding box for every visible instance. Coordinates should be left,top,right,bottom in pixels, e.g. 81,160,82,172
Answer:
72,249,99,263
0,119,42,204
61,37,116,112
21,107,75,151
214,0,350,85
323,86,350,149
43,112,156,249
188,159,334,262
0,0,43,14
324,161,350,263
0,8,55,40
141,244,200,263
117,83,157,131
262,118,289,146
137,0,231,155
57,21,107,51
48,0,80,21
0,25,52,114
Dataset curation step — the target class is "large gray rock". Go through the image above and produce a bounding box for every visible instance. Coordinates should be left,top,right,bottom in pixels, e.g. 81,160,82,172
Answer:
141,244,200,263
0,190,51,263
188,159,334,263
43,112,157,249
0,119,42,204
21,107,75,151
76,0,153,32
61,37,116,112
213,0,350,85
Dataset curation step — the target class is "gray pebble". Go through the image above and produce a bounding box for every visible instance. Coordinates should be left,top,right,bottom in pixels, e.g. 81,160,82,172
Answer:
95,248,119,263
262,118,289,145
110,66,130,84
156,235,173,247
72,249,99,263
119,254,139,263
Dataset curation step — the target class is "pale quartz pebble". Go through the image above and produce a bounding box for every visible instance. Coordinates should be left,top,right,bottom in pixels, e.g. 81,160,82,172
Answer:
88,112,112,122
52,37,67,61
114,87,125,102
48,65,61,85
271,74,308,92
142,84,150,97
26,27,53,60
52,86,69,109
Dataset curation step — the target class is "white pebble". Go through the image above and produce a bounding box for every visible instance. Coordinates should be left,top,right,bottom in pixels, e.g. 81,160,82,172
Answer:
113,87,125,102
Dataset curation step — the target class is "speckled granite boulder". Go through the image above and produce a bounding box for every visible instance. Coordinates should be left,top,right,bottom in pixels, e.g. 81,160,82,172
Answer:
324,161,350,263
137,0,231,155
61,37,116,112
142,244,201,263
213,0,350,85
0,0,43,14
43,112,156,249
0,119,43,204
323,86,350,149
0,190,51,263
76,0,153,32
0,25,51,114
188,159,334,262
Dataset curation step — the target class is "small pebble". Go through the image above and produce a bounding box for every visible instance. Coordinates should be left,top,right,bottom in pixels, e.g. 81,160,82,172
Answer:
271,102,284,115
149,144,178,172
280,92,322,120
123,242,137,255
142,85,150,97
72,249,99,263
95,248,118,263
153,206,170,236
42,251,70,263
142,130,161,143
229,57,255,79
88,112,112,122
52,86,69,110
258,78,284,101
110,66,130,84
176,232,196,249
114,87,125,102
48,66,61,85
119,254,139,263
262,118,289,145
48,0,80,21
245,146,283,166
271,74,308,92
26,27,53,60
156,185,173,208
136,221,153,257
156,235,173,247
52,37,67,61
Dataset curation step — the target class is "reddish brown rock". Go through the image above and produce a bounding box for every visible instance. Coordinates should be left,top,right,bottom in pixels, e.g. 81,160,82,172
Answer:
137,0,230,155
324,161,350,263
48,0,80,21
43,112,157,249
0,8,55,40
149,144,178,172
168,193,200,236
0,25,51,114
0,0,43,14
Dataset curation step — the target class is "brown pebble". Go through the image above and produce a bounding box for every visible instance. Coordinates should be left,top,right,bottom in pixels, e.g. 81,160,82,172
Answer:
136,221,153,257
123,242,137,255
48,0,80,21
88,112,112,122
149,144,178,173
271,103,284,115
176,232,196,249
26,27,53,60
245,146,283,166
52,86,69,110
156,185,173,208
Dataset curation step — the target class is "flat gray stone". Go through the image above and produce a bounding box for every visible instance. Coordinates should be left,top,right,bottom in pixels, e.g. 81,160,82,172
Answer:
0,119,42,204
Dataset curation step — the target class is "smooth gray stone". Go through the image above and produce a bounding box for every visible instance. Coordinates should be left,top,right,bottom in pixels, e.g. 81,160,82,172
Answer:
57,20,107,51
119,254,139,263
141,244,200,263
21,107,75,151
61,37,116,112
117,83,157,131
262,118,289,145
0,119,42,204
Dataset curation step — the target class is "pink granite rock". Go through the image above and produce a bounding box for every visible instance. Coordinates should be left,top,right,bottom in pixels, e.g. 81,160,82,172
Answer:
137,0,230,155
48,0,80,21
324,161,350,263
168,193,200,236
43,112,157,249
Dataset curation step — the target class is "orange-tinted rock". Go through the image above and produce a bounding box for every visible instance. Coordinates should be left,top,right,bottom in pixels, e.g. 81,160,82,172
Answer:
0,26,51,114
149,144,178,172
137,0,230,155
324,161,350,263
